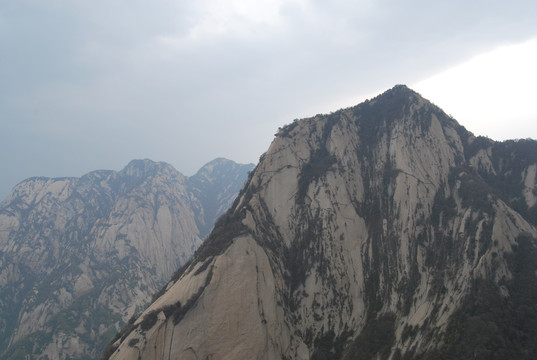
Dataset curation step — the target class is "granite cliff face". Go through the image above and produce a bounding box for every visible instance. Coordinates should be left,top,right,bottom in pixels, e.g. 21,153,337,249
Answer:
0,158,253,359
107,86,537,360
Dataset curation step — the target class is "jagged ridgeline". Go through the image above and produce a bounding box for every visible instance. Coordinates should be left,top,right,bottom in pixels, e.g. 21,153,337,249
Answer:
106,85,537,360
0,158,253,360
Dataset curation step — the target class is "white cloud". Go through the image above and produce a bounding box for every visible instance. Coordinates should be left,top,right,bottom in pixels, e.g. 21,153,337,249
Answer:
157,0,298,44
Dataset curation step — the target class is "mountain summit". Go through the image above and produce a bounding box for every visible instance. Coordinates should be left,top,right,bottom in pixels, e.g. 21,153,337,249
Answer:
107,86,537,359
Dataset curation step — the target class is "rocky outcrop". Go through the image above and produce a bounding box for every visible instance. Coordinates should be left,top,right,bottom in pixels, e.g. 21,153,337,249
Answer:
107,86,537,359
0,158,253,360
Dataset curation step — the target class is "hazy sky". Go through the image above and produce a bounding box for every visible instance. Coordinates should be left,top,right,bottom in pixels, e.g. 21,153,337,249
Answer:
2,0,537,200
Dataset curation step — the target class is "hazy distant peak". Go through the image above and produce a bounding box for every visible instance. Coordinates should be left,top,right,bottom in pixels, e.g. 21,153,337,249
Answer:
186,158,255,238
191,158,254,183
0,156,253,359
120,159,178,178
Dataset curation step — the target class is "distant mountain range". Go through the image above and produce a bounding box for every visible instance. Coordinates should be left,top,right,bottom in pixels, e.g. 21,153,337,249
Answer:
106,86,537,359
0,158,253,359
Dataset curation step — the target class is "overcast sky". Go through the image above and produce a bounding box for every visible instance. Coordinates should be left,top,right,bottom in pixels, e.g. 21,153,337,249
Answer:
1,0,537,200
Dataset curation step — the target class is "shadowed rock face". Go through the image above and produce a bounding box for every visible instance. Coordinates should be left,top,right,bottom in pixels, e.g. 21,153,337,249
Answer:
106,85,537,360
0,158,253,360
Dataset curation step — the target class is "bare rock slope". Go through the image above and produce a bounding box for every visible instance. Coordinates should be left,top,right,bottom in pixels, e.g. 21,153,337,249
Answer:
0,158,253,359
107,86,537,360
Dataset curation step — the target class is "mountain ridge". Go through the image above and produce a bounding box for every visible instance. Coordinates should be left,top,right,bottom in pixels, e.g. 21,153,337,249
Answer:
0,158,254,360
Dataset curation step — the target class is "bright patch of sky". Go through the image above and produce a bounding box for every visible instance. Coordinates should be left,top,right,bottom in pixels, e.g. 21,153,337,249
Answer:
414,38,537,141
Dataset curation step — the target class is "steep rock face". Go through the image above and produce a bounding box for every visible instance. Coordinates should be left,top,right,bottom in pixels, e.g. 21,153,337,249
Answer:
107,86,537,360
0,158,253,360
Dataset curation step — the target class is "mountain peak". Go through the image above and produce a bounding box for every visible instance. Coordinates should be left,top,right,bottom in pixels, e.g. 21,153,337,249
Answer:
384,83,414,95
352,84,420,109
107,87,537,360
192,158,254,180
358,84,425,109
121,159,176,178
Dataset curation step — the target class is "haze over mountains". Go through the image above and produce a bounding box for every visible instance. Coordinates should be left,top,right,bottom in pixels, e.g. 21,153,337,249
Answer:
0,158,253,359
106,86,537,359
